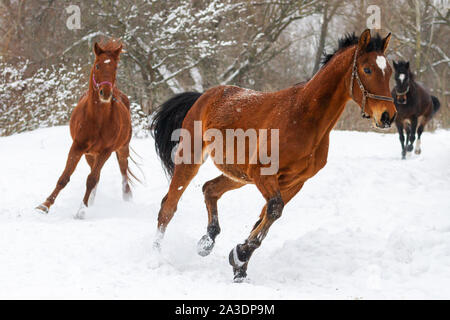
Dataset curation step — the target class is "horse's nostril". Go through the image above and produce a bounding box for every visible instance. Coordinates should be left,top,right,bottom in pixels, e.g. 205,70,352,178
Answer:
381,111,390,124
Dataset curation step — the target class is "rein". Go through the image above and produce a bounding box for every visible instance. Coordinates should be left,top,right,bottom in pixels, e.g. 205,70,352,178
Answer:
349,48,394,118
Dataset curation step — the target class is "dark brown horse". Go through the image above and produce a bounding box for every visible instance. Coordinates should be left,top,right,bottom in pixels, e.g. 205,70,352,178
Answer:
392,61,441,159
36,40,134,219
151,30,397,281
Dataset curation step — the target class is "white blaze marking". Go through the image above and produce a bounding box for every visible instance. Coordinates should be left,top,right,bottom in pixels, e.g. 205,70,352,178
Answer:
399,74,405,83
104,59,111,64
376,56,387,76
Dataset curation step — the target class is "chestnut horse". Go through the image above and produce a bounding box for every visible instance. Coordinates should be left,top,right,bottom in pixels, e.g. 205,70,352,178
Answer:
392,60,441,159
36,40,134,219
151,30,397,281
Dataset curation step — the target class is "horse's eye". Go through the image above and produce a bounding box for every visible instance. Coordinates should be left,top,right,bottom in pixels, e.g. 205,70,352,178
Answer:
364,68,371,74
96,64,99,70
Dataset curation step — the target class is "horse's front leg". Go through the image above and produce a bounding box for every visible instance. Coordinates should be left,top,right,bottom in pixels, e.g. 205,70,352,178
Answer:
36,143,84,214
396,122,406,159
75,151,112,219
229,175,303,282
407,117,418,153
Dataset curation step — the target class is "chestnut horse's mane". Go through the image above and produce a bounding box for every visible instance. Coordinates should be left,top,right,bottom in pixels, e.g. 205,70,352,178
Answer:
97,38,123,53
321,32,386,67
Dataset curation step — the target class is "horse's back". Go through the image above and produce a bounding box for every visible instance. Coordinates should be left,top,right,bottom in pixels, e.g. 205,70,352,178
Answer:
191,85,300,131
394,81,435,123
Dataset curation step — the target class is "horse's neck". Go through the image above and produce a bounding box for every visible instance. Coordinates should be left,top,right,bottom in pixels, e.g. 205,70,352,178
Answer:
298,47,354,143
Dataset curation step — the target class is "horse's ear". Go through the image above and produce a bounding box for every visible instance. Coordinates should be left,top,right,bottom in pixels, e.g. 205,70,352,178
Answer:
393,60,398,69
112,44,123,58
94,42,103,56
382,32,391,54
405,61,410,69
358,29,371,52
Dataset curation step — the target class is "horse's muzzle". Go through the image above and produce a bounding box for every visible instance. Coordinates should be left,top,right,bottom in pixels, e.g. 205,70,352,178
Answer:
99,88,112,103
378,111,396,128
397,96,407,104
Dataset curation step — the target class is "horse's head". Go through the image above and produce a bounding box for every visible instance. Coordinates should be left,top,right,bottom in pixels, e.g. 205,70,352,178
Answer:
92,40,123,103
392,60,411,104
350,29,397,129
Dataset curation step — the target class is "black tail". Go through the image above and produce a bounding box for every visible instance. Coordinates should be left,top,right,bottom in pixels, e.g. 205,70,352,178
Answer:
431,95,440,115
151,92,202,177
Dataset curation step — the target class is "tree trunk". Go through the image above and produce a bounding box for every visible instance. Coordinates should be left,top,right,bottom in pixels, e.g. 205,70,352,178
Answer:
414,0,422,77
312,5,329,76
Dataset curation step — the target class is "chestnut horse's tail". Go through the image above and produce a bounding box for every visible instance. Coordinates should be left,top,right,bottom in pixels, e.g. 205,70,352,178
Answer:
151,92,203,177
431,95,440,116
127,146,144,186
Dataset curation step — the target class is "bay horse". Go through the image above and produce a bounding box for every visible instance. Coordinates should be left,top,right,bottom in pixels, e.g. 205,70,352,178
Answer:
36,40,135,219
151,30,397,281
392,60,441,159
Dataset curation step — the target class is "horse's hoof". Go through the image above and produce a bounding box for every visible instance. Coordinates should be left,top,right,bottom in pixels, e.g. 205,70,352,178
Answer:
415,149,421,155
407,144,414,152
233,273,248,283
123,191,133,202
74,204,87,220
147,245,163,269
229,246,249,282
231,263,248,283
35,204,49,214
197,234,215,257
229,246,247,268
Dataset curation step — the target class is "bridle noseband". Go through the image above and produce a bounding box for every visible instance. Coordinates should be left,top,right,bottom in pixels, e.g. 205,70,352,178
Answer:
349,48,394,118
92,73,118,102
395,86,409,96
92,74,114,91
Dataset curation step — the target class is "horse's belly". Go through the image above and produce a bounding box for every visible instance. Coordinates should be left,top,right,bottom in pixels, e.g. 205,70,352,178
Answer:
213,163,251,183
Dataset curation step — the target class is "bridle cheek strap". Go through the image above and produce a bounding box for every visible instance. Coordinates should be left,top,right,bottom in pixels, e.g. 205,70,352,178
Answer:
349,48,394,118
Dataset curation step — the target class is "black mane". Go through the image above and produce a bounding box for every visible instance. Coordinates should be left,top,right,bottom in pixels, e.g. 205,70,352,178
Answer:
321,32,385,67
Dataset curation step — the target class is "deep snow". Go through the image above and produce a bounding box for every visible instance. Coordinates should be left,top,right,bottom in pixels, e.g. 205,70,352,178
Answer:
0,126,449,299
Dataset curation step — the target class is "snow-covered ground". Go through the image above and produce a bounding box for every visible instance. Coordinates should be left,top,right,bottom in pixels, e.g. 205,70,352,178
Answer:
0,126,449,299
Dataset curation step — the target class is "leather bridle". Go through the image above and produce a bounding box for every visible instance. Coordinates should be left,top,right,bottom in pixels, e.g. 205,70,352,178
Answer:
92,73,118,102
395,86,409,96
92,74,113,91
349,48,394,118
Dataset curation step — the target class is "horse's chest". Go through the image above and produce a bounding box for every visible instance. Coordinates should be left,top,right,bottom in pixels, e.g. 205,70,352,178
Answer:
76,120,127,152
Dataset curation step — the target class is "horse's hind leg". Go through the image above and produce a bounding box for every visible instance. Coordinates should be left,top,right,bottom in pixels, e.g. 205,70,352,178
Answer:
229,177,304,282
75,151,112,219
36,143,84,214
415,116,428,155
197,175,244,257
116,145,132,201
154,162,202,250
